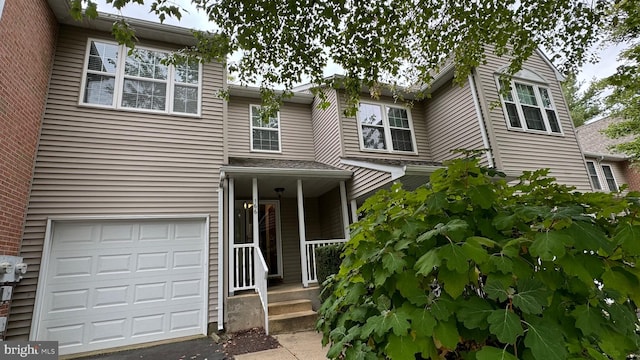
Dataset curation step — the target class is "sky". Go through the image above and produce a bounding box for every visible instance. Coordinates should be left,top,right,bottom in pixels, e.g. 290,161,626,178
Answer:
92,0,622,89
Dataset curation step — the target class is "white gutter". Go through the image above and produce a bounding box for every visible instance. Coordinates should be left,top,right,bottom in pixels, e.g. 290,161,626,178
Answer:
221,166,352,179
468,74,495,168
217,171,225,331
583,152,628,162
340,159,405,179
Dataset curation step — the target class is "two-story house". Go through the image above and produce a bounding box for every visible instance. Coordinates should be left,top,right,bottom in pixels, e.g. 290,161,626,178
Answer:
2,0,594,356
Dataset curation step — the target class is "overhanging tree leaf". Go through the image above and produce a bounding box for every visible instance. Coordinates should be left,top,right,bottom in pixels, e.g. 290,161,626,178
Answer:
529,231,571,261
476,346,518,360
488,309,524,344
524,318,567,360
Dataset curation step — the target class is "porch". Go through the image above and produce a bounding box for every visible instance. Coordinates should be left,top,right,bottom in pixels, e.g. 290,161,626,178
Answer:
220,158,353,334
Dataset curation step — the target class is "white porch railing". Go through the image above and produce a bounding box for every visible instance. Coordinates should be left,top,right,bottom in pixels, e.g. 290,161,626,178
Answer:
305,238,347,285
233,244,255,291
254,246,269,335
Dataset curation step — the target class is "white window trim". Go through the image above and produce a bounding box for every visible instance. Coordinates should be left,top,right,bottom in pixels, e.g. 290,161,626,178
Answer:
600,164,619,192
586,161,602,191
356,102,418,154
495,76,563,136
249,104,282,153
78,38,203,117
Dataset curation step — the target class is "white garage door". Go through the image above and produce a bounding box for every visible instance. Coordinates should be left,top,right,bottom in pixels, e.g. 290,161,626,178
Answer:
35,218,208,355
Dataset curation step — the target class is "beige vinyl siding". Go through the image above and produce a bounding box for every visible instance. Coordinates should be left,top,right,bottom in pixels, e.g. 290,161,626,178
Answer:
425,80,485,162
227,97,316,160
474,48,591,191
8,26,225,339
280,198,303,284
318,187,345,239
312,88,343,166
339,92,433,161
345,165,393,200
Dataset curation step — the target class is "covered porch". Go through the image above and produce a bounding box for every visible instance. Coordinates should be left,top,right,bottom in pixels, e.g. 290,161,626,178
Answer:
221,158,353,298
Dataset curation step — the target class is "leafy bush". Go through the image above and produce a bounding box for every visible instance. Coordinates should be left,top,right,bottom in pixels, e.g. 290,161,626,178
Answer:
317,156,640,360
315,243,345,301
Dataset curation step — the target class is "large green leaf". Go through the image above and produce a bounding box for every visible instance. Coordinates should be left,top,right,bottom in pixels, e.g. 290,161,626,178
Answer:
566,221,614,255
524,318,567,360
405,305,437,337
434,320,460,349
512,278,547,315
484,275,512,302
476,346,518,360
396,271,429,306
488,309,524,344
426,191,448,212
440,243,469,273
462,242,490,264
385,334,421,359
558,255,596,287
493,213,516,230
614,223,640,255
439,268,468,298
415,249,440,276
457,297,494,330
529,231,571,261
571,304,604,336
468,184,496,209
361,309,411,338
382,251,406,274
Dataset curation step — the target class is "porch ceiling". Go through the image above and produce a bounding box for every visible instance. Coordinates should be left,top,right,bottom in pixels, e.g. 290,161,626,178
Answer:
222,158,352,199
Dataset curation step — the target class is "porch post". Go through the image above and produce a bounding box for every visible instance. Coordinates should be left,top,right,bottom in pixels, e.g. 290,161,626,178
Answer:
297,179,309,287
252,178,259,249
228,178,235,296
350,199,358,224
340,181,350,240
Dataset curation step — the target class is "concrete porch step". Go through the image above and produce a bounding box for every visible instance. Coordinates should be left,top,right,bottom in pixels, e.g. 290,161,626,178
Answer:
268,309,318,335
268,299,313,316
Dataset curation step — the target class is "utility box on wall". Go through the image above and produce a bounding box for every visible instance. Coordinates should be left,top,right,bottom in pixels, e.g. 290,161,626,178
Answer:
0,255,27,283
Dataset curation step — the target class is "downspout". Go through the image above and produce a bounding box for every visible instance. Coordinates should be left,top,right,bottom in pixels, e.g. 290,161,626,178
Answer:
217,171,225,331
468,73,495,168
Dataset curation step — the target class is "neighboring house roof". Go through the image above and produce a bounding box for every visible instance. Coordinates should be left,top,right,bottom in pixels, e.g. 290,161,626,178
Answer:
575,117,631,161
47,0,197,46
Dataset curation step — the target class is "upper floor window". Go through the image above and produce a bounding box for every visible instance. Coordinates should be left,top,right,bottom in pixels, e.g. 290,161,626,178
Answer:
250,105,281,152
357,103,416,153
498,77,561,135
81,39,201,116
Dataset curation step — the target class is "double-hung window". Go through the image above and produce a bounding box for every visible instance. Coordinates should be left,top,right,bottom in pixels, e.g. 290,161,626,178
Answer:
357,103,416,153
586,161,619,192
586,161,602,190
601,165,618,191
250,105,281,152
81,39,201,116
498,78,562,134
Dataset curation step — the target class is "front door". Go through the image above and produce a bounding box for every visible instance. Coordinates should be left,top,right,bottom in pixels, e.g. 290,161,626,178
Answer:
235,200,282,277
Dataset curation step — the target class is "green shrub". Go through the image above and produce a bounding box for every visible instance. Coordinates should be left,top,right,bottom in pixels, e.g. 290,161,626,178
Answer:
315,243,345,301
317,155,640,360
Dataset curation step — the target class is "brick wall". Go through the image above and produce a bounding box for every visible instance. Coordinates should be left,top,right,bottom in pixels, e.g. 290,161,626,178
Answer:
624,161,640,191
0,0,57,322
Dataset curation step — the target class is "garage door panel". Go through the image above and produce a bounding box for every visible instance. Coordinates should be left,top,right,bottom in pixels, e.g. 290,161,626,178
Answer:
39,218,207,355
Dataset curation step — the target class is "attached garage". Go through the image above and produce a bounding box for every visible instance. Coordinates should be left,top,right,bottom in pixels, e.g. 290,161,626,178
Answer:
31,217,209,355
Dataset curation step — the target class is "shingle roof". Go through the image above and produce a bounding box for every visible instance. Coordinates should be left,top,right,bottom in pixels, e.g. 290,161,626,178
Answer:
575,117,632,157
341,156,442,167
227,157,343,170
